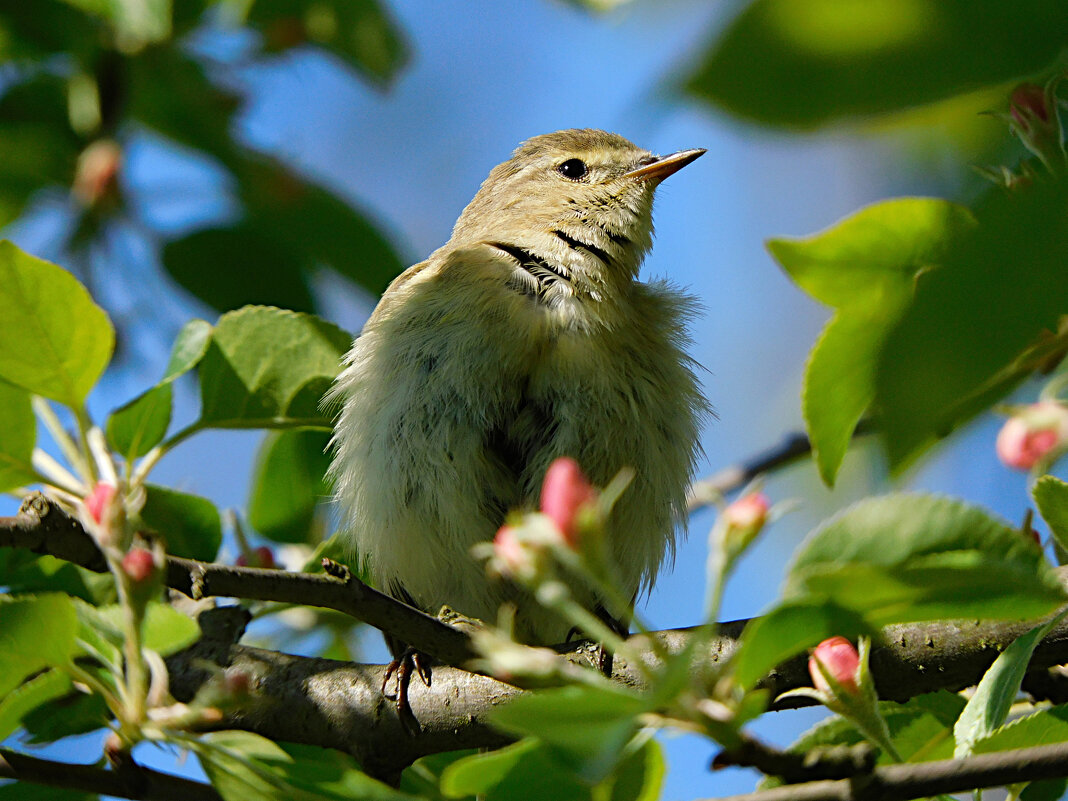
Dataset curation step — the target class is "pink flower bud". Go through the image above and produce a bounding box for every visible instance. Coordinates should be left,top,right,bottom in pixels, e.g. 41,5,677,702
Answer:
540,457,596,544
121,548,156,583
236,546,276,569
1010,83,1051,132
85,483,117,525
809,636,860,696
996,401,1068,471
724,492,770,530
491,526,533,580
72,140,123,207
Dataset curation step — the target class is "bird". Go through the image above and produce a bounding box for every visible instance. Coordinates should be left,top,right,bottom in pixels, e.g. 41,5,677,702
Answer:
327,128,707,679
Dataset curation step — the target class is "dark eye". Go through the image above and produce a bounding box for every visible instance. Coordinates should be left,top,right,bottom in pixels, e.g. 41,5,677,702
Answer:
556,158,588,180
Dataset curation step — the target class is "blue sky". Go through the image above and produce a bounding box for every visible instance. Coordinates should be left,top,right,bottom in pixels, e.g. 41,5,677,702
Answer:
3,1,1055,797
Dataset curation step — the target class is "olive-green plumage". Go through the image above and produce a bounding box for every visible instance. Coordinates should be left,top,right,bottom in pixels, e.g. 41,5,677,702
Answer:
329,129,707,644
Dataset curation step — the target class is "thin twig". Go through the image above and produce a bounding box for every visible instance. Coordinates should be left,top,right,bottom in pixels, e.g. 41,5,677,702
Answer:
687,421,877,512
709,740,1068,801
0,747,222,801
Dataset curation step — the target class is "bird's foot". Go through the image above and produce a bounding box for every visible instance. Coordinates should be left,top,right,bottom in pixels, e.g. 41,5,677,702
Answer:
382,646,433,736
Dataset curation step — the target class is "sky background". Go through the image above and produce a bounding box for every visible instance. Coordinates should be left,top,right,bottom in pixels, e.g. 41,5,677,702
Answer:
2,1,1055,798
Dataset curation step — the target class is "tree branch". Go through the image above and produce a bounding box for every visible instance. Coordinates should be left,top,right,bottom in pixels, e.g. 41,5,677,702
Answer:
0,746,221,801
709,741,1068,801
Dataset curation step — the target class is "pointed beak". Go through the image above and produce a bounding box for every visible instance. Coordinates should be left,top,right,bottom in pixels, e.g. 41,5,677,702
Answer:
623,148,706,182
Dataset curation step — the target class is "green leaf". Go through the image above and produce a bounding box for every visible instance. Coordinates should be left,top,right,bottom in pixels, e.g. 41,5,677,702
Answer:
106,318,212,459
489,685,648,782
195,731,415,801
788,495,1065,620
732,599,871,690
0,669,71,741
442,739,591,800
1022,778,1068,801
876,180,1068,469
140,485,222,561
0,379,36,491
0,594,77,698
62,0,172,47
21,686,110,743
1034,475,1068,554
107,384,173,461
0,779,94,801
954,612,1068,758
972,704,1068,754
249,429,332,543
248,0,409,87
684,0,1068,128
98,601,200,656
0,241,114,406
768,198,976,484
608,738,665,801
197,306,351,430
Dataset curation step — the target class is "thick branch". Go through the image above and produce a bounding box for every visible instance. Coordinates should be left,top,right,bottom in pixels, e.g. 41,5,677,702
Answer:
711,741,1068,801
0,747,221,801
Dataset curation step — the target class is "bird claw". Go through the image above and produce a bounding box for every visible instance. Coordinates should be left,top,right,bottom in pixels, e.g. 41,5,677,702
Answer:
382,646,433,735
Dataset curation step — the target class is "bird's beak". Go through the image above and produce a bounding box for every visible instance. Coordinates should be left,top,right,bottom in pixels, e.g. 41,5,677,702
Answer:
623,148,706,182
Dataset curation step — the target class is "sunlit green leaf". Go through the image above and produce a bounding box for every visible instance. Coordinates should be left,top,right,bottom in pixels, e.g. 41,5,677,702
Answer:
489,685,648,782
0,594,77,699
972,704,1068,754
98,601,200,656
0,380,36,491
442,738,591,800
1034,475,1068,555
955,612,1067,758
768,197,975,484
197,305,350,430
0,669,70,742
876,180,1068,469
0,241,114,407
21,685,110,743
685,0,1068,128
249,429,331,543
140,484,222,561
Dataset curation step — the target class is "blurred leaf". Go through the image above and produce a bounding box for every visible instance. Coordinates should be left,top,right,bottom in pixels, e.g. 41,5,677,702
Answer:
140,484,222,561
442,739,591,800
768,197,975,484
685,0,1068,128
21,685,110,743
955,612,1066,757
239,160,405,297
1022,779,1068,801
0,73,81,227
400,750,475,800
0,240,114,407
0,669,70,742
107,383,173,461
876,180,1068,469
249,429,331,543
98,601,200,656
197,305,350,430
0,380,36,491
787,495,1064,618
0,594,77,698
0,550,112,604
106,318,212,459
248,0,409,86
489,685,647,782
1034,475,1068,554
608,738,664,801
62,0,172,48
0,780,94,801
733,599,871,690
127,47,240,160
0,1,102,60
162,221,315,313
195,731,415,801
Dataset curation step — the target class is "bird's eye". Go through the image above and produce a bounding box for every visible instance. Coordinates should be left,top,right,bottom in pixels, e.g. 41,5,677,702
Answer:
556,158,589,180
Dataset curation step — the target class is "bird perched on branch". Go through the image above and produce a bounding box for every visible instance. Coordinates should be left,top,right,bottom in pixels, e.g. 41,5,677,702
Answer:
328,129,707,695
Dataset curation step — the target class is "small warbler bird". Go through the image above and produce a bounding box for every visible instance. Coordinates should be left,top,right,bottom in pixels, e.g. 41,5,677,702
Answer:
329,129,707,653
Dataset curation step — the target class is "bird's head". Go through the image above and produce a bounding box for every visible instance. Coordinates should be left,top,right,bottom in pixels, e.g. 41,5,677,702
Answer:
447,129,704,304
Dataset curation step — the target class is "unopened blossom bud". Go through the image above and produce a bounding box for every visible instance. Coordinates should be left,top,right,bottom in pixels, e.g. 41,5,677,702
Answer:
1007,82,1065,171
72,139,123,207
236,546,276,569
996,401,1068,471
121,547,156,583
85,482,117,525
540,457,597,544
809,636,860,696
720,491,770,559
489,524,545,583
